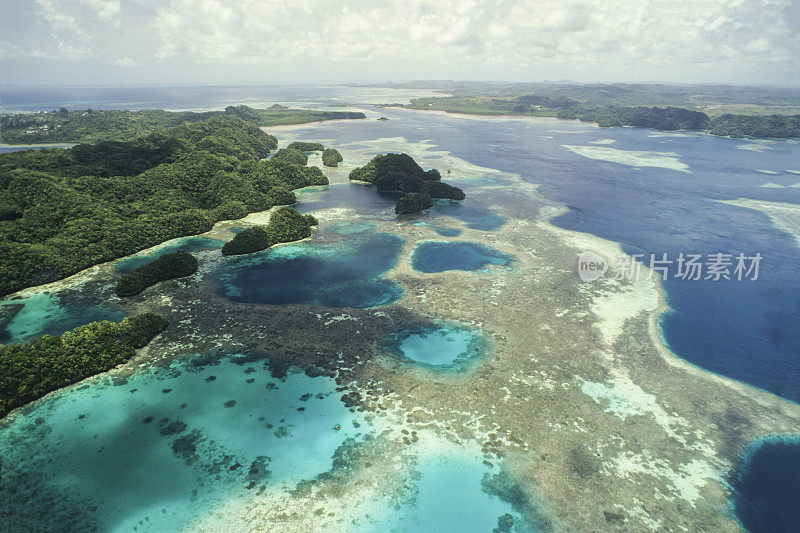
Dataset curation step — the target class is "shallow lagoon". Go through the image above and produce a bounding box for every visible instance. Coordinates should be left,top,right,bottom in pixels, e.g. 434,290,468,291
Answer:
411,241,514,273
0,292,125,345
384,323,485,369
359,442,535,533
215,232,404,308
0,353,366,531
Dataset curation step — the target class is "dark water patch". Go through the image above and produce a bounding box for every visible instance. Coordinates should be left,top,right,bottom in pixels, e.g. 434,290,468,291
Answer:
230,226,245,234
411,241,514,273
435,202,507,231
295,183,399,214
214,232,404,308
732,435,800,532
115,236,224,273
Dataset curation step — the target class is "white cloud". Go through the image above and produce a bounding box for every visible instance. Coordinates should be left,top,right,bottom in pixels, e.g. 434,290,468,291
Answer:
2,0,799,85
114,56,138,66
146,0,798,69
84,0,122,28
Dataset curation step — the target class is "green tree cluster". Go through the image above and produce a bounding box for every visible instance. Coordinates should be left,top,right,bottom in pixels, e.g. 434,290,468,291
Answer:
0,313,167,417
221,207,313,256
115,251,198,297
396,193,434,214
557,106,710,130
708,114,800,138
287,141,325,151
322,148,344,167
0,115,329,296
349,153,465,214
0,106,366,145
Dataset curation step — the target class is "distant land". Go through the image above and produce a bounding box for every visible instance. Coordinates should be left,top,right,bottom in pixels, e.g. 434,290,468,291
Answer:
0,104,366,145
368,81,800,139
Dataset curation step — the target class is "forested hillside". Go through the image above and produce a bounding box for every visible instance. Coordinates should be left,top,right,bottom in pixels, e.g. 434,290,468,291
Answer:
0,115,329,295
0,105,366,144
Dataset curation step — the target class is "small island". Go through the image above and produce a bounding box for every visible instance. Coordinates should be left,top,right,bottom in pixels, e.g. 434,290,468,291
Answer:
349,153,465,214
116,251,199,297
322,148,344,167
287,141,325,152
222,206,315,256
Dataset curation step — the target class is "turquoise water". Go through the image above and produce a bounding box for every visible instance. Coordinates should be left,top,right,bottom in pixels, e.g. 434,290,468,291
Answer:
327,221,377,235
412,221,463,237
230,226,245,234
0,292,126,345
214,232,404,308
385,324,485,369
115,236,224,273
411,241,514,273
361,449,534,532
0,353,366,531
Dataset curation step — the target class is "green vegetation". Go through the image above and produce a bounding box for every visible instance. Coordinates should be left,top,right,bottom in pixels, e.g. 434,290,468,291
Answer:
349,153,465,214
708,114,800,139
304,214,319,226
221,207,313,256
387,82,800,139
265,186,297,206
287,141,325,151
0,105,366,145
0,115,330,296
556,106,709,130
115,251,198,297
0,313,167,417
322,148,344,167
396,193,434,215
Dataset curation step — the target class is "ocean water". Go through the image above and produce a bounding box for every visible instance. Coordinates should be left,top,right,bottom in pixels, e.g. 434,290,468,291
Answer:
214,232,404,308
0,292,125,345
0,353,368,531
411,241,514,273
115,236,224,273
731,435,800,532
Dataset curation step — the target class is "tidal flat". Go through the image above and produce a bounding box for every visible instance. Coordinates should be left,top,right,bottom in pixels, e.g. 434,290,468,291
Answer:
1,128,799,532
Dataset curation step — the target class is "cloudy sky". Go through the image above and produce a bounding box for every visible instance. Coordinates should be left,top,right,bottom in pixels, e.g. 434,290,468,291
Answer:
1,0,798,87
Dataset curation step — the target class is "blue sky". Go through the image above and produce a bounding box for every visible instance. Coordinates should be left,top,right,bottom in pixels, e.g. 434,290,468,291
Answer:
1,0,798,87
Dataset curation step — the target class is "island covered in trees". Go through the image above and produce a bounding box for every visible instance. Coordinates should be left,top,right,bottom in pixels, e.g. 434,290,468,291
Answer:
349,153,465,214
0,115,331,296
222,206,316,256
0,105,366,145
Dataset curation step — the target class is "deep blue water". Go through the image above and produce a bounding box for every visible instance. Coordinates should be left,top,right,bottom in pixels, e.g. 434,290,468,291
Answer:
214,232,404,308
411,241,514,273
732,436,800,532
